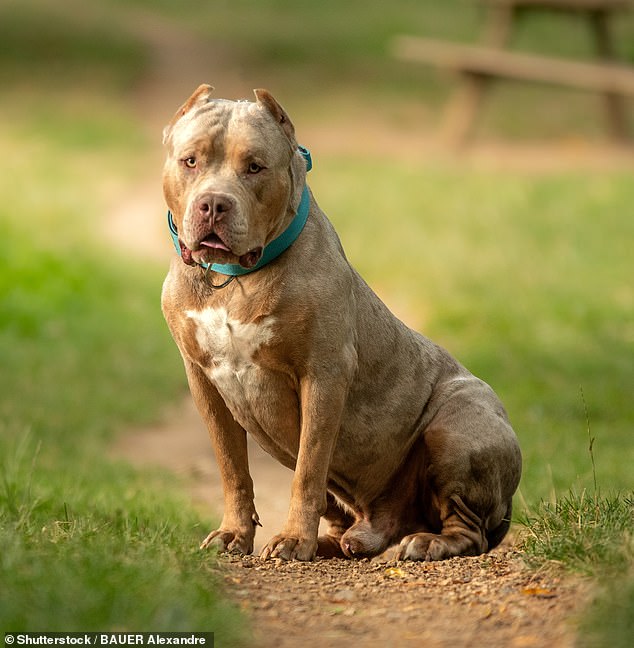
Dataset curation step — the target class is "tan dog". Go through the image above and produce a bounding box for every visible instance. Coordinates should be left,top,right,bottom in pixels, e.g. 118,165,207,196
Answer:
161,85,522,562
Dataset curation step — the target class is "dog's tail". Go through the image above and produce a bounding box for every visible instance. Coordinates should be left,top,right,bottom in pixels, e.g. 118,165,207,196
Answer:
486,501,513,551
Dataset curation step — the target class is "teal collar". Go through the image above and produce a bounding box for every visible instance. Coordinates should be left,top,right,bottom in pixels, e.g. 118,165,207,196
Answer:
168,146,312,277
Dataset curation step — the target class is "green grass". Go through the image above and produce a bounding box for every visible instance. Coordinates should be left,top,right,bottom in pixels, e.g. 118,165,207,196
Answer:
0,178,246,639
519,488,633,648
0,251,246,640
1,435,243,637
520,490,633,576
0,10,244,638
516,391,632,648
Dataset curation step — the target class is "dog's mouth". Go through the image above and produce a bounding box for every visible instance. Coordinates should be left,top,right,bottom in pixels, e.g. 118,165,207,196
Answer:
177,231,232,267
190,230,233,265
181,234,263,270
199,232,231,252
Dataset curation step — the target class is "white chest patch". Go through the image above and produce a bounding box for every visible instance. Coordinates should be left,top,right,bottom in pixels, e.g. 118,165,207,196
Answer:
186,306,294,445
185,307,276,430
185,306,275,377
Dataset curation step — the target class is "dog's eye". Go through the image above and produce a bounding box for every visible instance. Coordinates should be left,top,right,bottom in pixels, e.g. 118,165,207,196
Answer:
247,161,263,174
183,157,197,169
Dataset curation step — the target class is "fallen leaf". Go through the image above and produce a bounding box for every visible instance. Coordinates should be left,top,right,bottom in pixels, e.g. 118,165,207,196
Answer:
521,587,557,599
385,567,407,578
512,635,541,647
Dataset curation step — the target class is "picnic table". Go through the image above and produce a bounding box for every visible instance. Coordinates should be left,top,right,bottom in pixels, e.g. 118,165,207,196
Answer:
393,0,634,144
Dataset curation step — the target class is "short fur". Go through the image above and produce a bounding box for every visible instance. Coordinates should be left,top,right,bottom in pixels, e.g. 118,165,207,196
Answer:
161,86,522,561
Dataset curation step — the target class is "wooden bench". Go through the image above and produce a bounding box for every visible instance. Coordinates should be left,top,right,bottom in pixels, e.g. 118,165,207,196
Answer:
393,0,634,144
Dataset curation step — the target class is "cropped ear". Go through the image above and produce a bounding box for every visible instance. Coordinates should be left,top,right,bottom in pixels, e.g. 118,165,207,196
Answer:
253,88,296,143
162,84,215,145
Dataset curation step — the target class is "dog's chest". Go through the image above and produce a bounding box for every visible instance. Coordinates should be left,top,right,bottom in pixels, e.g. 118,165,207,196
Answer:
184,306,276,422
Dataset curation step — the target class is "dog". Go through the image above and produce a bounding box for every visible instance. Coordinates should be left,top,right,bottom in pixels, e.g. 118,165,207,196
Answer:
161,85,522,562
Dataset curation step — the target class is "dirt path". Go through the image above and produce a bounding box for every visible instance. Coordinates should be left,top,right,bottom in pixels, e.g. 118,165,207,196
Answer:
220,552,582,648
107,10,596,646
112,402,583,648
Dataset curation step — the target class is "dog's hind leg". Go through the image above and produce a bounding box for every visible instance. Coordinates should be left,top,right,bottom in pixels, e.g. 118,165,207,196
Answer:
395,494,488,561
316,492,356,558
395,384,521,562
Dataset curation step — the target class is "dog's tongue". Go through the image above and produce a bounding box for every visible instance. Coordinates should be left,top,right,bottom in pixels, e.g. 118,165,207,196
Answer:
239,247,263,269
200,235,230,252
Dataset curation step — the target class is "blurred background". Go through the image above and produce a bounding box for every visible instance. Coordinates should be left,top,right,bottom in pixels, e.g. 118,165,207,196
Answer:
1,0,633,635
1,0,633,627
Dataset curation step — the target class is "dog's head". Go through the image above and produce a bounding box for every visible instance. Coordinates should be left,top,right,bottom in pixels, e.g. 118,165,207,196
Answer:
162,85,308,268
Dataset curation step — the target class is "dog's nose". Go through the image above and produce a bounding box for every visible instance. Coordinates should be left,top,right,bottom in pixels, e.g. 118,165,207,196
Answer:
196,192,234,221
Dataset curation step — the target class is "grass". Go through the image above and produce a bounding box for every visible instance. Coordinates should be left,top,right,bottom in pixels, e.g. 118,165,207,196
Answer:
518,407,633,648
519,487,633,648
520,490,633,576
1,0,632,644
0,435,236,632
0,124,178,445
0,161,247,639
0,7,245,638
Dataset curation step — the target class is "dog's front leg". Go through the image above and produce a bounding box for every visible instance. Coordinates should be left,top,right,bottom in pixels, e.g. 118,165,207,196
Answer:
185,362,259,555
260,375,350,562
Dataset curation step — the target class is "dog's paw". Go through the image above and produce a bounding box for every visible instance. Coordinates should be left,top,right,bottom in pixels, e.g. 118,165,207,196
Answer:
200,528,254,555
396,532,447,561
260,534,317,561
396,531,480,562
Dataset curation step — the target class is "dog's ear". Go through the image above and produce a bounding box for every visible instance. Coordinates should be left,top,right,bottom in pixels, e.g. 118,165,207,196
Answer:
163,84,215,145
254,89,296,143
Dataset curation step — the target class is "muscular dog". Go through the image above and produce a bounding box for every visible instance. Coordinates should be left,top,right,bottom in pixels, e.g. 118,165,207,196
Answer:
161,85,522,561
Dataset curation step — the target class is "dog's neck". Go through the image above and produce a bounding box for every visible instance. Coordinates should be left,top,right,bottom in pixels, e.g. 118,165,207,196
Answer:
167,146,312,280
